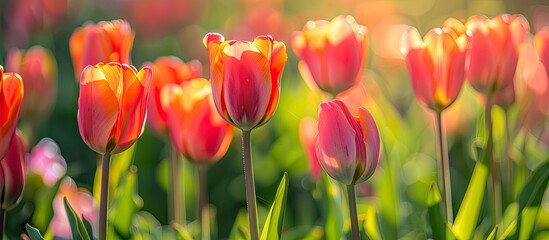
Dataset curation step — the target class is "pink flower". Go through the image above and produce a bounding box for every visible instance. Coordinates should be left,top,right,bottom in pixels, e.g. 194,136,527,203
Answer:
29,138,67,187
316,100,380,185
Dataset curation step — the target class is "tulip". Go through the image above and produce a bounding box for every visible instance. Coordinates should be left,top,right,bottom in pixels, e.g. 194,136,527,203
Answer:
0,132,26,237
316,99,379,239
70,20,134,79
6,46,57,140
466,14,529,96
401,26,467,113
161,78,233,164
29,138,67,187
49,178,97,238
203,33,287,131
0,66,24,160
204,33,287,239
77,62,151,239
77,62,152,155
291,15,368,95
144,57,202,136
535,27,549,80
299,117,321,181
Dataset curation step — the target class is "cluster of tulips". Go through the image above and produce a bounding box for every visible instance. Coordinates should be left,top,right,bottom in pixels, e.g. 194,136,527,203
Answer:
0,7,548,240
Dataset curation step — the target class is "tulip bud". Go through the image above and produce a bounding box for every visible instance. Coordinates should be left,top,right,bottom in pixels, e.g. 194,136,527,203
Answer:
203,33,287,131
161,78,233,164
0,66,24,160
292,15,368,95
0,132,26,210
77,62,152,155
316,100,380,185
6,46,57,125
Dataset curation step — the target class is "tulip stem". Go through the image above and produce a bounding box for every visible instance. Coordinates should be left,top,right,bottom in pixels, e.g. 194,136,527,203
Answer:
0,209,5,239
170,145,185,225
346,184,360,240
99,153,111,240
198,165,207,223
485,99,501,225
242,130,259,240
435,111,453,224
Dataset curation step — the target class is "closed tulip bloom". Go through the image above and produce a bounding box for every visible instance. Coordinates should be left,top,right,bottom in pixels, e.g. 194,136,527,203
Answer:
466,14,530,95
161,78,233,164
6,46,57,123
77,62,152,155
203,33,287,131
292,15,368,95
401,26,467,112
144,57,202,135
70,20,134,78
0,66,24,160
316,100,380,185
0,132,26,210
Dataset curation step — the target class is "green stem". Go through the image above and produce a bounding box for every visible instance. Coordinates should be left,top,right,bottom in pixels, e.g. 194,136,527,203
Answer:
435,111,453,224
198,165,207,223
346,185,360,240
99,153,111,240
485,99,501,225
242,130,259,240
170,145,185,225
503,108,513,206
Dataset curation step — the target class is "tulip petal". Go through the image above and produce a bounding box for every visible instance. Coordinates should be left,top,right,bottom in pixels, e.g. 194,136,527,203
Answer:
405,48,435,109
161,83,188,155
1,132,26,210
355,107,380,183
260,42,287,126
0,72,23,159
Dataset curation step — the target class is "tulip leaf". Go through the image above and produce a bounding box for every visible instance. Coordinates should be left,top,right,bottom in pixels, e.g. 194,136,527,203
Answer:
82,216,94,240
260,172,289,240
109,165,143,238
453,134,491,240
487,226,498,240
64,197,92,240
26,224,44,240
229,210,250,240
321,173,344,239
515,158,549,240
427,182,445,240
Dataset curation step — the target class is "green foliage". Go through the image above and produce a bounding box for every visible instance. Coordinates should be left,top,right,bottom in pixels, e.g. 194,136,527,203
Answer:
25,224,44,240
261,173,289,240
64,197,93,240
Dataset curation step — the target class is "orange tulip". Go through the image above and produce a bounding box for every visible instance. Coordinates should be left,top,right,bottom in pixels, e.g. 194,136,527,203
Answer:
0,66,24,160
77,62,152,155
401,26,468,112
203,33,287,131
161,78,233,164
535,27,549,79
291,15,368,95
143,57,202,135
70,20,134,79
0,131,26,211
465,14,529,95
6,46,57,124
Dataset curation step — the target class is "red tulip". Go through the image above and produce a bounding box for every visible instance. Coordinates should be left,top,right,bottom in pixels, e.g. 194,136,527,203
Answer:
299,117,321,181
0,131,26,210
465,14,530,95
77,62,152,155
0,66,24,160
6,46,57,123
401,26,467,112
203,33,287,131
70,20,134,79
291,15,368,95
161,78,233,164
143,57,202,135
50,178,97,238
316,100,380,185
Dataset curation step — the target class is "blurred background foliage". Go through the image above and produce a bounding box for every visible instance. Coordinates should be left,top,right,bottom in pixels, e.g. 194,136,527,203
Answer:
1,0,549,238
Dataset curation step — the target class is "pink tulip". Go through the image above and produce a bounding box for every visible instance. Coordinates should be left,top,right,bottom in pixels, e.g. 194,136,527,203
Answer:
316,100,380,185
50,178,97,238
203,33,287,131
0,132,26,210
292,15,368,95
466,14,530,95
29,138,67,187
401,26,467,112
299,117,321,181
144,57,202,135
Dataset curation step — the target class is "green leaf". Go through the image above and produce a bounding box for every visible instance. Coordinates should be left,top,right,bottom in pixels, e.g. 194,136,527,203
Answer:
260,172,289,240
64,197,92,240
427,182,446,240
109,165,143,238
82,216,94,239
516,159,549,240
229,210,250,240
26,224,44,240
32,178,62,230
321,173,344,240
487,226,498,240
453,135,492,240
